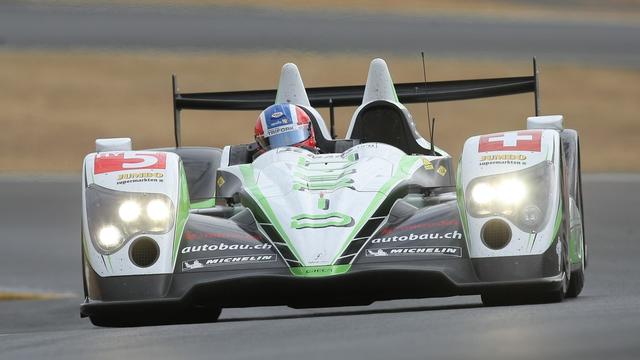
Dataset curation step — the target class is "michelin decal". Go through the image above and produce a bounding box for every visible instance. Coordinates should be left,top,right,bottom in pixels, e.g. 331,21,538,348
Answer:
182,254,277,271
366,246,462,257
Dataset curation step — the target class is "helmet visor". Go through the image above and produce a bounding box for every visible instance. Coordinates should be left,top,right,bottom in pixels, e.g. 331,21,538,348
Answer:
257,124,311,149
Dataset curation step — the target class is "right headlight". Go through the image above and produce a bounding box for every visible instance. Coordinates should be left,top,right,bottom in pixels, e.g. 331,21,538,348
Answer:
86,184,175,254
465,161,555,233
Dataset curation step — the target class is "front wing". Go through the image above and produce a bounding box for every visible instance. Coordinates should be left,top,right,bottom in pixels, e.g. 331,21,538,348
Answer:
81,200,564,316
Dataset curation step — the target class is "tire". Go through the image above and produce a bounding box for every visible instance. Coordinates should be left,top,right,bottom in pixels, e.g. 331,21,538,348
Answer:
566,140,585,298
81,230,89,300
89,306,222,327
481,288,564,306
566,269,584,298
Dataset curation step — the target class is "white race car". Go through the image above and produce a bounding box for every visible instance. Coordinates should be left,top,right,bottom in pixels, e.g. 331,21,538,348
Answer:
80,58,585,326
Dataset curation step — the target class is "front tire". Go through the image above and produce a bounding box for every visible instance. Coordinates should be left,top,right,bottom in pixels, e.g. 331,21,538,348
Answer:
89,306,222,327
566,268,584,298
481,287,564,306
566,141,585,298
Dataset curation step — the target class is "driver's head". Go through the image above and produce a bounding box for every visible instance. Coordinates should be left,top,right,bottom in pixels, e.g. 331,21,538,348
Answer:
255,103,316,151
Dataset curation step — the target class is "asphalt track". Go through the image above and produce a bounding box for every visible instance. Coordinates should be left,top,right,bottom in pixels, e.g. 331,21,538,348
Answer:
0,175,639,359
1,3,639,67
1,3,640,358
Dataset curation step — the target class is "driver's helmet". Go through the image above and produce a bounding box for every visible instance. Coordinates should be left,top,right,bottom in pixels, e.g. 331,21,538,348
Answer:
254,103,316,151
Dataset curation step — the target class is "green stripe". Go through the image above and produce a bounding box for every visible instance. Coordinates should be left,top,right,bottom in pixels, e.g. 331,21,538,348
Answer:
239,164,304,263
290,265,351,277
105,255,113,272
190,198,216,209
173,162,190,265
291,212,352,229
552,199,563,240
293,169,354,182
330,156,420,263
293,178,354,191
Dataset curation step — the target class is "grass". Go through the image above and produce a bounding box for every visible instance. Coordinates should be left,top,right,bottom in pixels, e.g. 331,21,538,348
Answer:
1,49,639,172
0,290,71,301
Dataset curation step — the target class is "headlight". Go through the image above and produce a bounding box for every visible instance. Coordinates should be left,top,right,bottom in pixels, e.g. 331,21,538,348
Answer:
470,178,527,210
86,185,175,254
497,178,527,205
147,199,170,222
97,225,124,251
118,201,141,222
471,182,495,205
466,161,555,232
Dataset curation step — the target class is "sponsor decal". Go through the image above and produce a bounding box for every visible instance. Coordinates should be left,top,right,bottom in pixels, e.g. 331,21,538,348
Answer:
115,172,164,185
184,230,261,241
422,158,434,170
296,267,336,276
182,254,277,271
181,242,272,254
478,130,542,152
437,165,447,177
371,231,463,243
271,111,284,118
216,175,225,187
266,124,295,137
365,246,462,257
94,152,167,174
117,172,164,180
479,154,528,166
381,219,459,235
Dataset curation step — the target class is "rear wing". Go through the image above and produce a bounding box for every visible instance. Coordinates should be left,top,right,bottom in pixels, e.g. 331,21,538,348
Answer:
171,58,540,147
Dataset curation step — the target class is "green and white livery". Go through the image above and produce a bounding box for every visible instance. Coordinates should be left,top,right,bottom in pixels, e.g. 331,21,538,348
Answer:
80,57,586,326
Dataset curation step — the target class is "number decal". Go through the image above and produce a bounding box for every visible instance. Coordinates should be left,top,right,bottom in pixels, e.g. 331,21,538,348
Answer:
94,152,167,174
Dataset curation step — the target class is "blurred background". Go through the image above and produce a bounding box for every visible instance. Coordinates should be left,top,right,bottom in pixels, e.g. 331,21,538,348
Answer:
1,0,639,173
1,2,640,358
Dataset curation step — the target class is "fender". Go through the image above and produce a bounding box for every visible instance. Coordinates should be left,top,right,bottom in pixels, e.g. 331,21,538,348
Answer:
457,129,563,259
81,150,188,277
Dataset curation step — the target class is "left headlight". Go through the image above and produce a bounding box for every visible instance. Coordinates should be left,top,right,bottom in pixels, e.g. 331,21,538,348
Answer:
465,161,555,233
86,184,175,254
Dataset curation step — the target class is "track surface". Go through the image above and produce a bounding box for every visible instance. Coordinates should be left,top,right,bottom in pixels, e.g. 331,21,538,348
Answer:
1,4,639,358
1,3,639,67
0,176,639,359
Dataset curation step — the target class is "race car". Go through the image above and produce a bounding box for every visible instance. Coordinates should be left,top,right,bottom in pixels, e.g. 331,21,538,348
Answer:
80,58,586,326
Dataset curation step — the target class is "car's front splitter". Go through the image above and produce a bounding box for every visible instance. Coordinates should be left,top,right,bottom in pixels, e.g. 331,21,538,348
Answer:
81,242,563,317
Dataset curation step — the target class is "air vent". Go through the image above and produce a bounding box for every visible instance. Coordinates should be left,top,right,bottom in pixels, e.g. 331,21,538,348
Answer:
481,219,512,250
130,237,159,268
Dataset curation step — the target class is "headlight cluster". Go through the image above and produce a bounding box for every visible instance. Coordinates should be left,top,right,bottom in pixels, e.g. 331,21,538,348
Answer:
466,161,555,233
86,185,175,254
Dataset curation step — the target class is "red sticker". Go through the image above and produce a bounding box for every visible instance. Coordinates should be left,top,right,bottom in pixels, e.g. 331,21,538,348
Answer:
94,152,167,174
478,130,542,152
